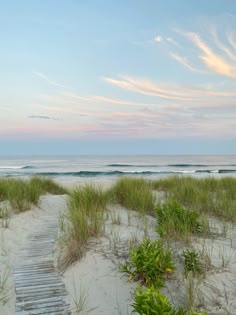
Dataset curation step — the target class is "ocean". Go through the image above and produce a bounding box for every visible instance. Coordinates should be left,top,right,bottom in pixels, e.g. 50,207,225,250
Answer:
0,155,236,185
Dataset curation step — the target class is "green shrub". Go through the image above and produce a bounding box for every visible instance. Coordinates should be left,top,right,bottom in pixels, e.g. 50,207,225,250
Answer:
132,286,175,315
110,177,155,214
156,200,207,239
121,239,175,288
132,286,208,315
183,249,202,276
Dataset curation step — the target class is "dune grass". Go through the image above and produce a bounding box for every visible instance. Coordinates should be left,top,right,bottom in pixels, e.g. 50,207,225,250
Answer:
109,177,155,215
152,176,236,221
0,176,67,212
58,184,109,269
156,200,209,240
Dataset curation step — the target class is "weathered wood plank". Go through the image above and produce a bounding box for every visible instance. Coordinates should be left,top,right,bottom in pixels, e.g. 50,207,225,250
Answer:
14,211,71,314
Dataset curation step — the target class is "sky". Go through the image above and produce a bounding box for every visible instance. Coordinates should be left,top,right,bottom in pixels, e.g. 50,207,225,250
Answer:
1,0,236,155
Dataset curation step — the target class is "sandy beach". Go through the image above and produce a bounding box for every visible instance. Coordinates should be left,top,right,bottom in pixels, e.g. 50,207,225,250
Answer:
0,178,236,315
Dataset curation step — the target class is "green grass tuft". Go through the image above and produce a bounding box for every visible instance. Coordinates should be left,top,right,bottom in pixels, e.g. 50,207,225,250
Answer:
156,200,208,240
109,177,155,214
0,177,67,212
58,184,109,269
152,176,236,221
183,249,202,276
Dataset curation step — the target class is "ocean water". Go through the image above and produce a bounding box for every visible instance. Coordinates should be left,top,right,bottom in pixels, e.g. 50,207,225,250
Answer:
0,155,236,185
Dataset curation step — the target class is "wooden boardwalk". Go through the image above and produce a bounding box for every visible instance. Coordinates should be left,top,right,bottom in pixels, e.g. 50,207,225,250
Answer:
14,217,71,315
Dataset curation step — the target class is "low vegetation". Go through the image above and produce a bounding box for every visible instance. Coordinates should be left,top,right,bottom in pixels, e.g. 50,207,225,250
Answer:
58,184,109,269
109,177,155,214
59,176,236,313
0,264,10,306
0,176,67,212
182,249,202,276
121,239,175,288
152,176,236,221
132,286,207,315
156,200,209,240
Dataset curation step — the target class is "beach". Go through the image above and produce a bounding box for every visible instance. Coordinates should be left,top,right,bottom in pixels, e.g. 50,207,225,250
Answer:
0,156,236,314
0,181,156,315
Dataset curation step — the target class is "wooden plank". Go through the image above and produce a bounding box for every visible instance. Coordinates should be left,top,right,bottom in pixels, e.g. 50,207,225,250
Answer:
14,210,71,314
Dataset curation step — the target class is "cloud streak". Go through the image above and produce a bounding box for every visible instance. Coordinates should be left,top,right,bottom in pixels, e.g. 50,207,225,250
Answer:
104,76,196,100
169,53,207,73
168,26,236,78
28,115,59,121
186,31,236,78
30,21,236,141
104,75,236,102
34,72,70,89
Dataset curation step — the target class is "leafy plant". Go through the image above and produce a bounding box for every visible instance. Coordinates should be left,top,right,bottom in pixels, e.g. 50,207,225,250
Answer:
132,286,175,315
132,287,207,315
183,249,202,276
156,200,207,239
121,239,175,288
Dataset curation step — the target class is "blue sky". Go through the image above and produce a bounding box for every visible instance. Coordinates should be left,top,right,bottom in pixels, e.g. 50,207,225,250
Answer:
1,0,236,155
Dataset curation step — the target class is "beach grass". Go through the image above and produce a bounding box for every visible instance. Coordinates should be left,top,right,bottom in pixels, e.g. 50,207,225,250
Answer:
156,200,209,240
0,177,67,211
152,176,236,220
58,184,109,268
109,177,155,215
54,175,236,314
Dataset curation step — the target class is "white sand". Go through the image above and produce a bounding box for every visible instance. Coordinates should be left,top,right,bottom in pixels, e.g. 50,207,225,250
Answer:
1,192,236,315
0,194,68,315
62,205,157,315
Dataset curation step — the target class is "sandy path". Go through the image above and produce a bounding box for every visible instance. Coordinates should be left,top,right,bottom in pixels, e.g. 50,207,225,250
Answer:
0,196,147,315
14,216,70,314
0,195,69,315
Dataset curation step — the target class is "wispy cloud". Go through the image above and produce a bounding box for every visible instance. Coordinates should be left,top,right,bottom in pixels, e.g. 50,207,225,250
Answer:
210,27,236,62
186,31,236,78
169,53,207,73
166,37,182,49
169,25,236,78
42,105,89,116
104,75,236,102
34,72,70,89
30,22,236,141
28,115,59,121
227,32,236,51
104,76,196,100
